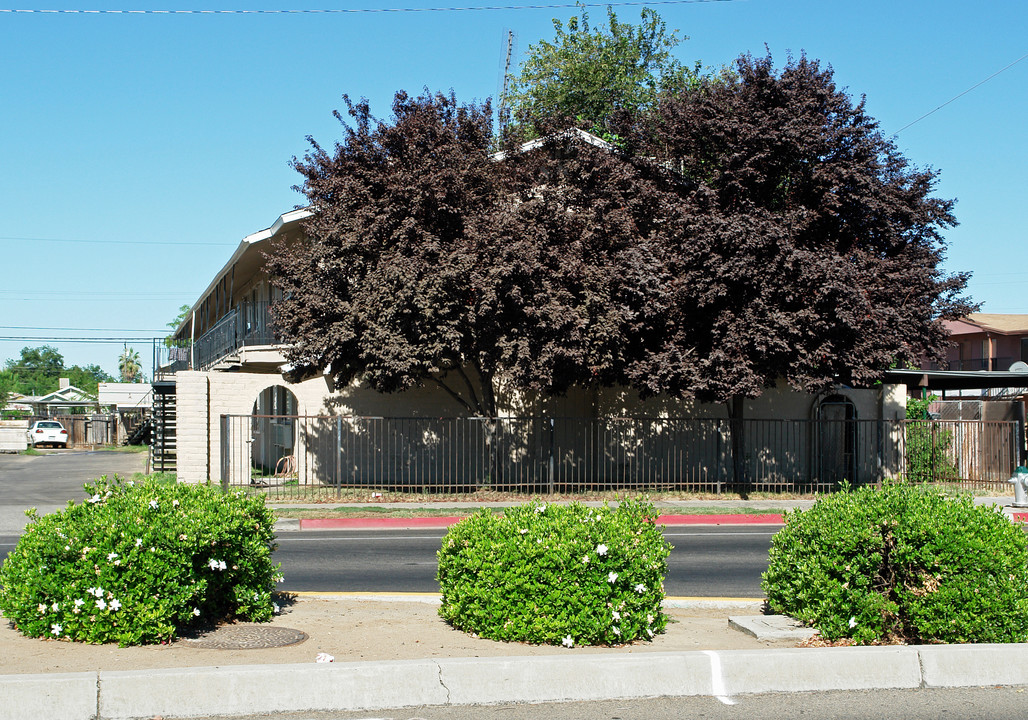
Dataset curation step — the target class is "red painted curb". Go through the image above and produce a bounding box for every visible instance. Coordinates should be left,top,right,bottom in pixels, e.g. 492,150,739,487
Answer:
659,514,785,525
297,513,785,530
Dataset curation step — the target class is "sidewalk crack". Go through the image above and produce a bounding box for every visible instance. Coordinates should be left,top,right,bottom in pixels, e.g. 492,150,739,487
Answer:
436,662,451,704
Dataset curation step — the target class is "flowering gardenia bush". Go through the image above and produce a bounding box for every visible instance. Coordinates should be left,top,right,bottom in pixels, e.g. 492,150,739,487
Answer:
437,500,671,646
763,481,1028,645
0,475,281,646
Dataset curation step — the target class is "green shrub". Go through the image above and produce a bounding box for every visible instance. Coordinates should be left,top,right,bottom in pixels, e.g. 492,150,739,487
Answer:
0,475,281,646
437,500,671,647
763,481,1028,644
904,396,959,482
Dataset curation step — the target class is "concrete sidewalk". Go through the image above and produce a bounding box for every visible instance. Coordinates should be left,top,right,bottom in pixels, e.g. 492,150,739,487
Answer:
7,641,1028,720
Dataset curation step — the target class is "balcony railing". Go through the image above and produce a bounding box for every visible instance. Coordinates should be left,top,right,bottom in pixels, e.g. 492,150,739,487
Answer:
154,303,280,375
929,357,1016,371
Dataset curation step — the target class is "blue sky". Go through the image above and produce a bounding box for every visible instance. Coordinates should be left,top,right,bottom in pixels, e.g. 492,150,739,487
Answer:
1,0,1025,378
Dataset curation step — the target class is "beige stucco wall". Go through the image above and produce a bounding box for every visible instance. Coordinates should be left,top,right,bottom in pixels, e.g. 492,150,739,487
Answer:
176,365,903,488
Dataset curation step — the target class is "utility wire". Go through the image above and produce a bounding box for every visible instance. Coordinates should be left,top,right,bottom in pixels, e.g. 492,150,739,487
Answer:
893,50,1028,136
0,325,167,332
0,236,231,246
0,337,160,343
0,2,739,14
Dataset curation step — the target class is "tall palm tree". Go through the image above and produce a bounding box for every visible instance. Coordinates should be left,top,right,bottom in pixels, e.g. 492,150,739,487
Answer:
118,346,141,383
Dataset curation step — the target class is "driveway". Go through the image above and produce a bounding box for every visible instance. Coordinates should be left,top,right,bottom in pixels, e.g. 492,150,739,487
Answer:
0,450,148,534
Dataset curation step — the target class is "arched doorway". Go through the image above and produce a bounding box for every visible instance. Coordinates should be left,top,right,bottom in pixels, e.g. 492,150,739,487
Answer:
814,394,857,487
251,385,298,481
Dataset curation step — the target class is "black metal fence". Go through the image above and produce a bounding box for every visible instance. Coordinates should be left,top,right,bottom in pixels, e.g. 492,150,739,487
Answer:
219,415,1019,498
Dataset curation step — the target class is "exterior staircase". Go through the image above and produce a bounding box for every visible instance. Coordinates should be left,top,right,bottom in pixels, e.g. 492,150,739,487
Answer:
151,381,177,473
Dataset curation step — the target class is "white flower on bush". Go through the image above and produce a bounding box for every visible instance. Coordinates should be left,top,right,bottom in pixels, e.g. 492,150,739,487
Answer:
634,583,646,594
172,500,179,507
126,480,135,487
88,494,102,504
208,559,227,571
534,504,546,514
595,544,608,556
192,608,200,617
95,598,107,610
275,574,285,584
107,552,118,562
607,571,618,583
646,628,654,638
561,635,574,648
519,528,528,535
135,538,143,548
582,555,589,564
87,587,104,598
51,602,59,612
273,602,280,614
148,500,158,510
37,603,46,614
612,610,621,621
848,617,857,629
109,599,121,611
612,626,621,637
51,623,62,636
73,599,84,614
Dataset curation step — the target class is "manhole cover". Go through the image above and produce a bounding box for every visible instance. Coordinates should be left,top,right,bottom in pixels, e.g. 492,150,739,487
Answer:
178,625,309,650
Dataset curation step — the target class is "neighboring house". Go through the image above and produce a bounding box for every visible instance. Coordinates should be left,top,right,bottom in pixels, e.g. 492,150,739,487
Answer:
98,383,153,412
161,132,908,487
933,314,1028,373
22,379,96,417
2,391,33,416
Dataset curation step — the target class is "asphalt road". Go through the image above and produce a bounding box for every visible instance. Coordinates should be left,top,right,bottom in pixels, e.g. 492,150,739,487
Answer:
0,451,779,597
272,525,778,597
0,449,147,533
179,686,1028,720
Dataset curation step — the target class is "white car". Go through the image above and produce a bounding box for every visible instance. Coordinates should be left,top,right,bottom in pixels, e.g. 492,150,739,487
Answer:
27,420,69,448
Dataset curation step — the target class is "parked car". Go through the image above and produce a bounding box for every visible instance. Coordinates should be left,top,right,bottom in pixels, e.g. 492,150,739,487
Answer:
27,420,69,448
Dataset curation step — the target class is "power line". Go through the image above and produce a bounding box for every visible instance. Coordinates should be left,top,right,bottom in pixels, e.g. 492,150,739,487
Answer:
0,236,231,246
893,50,1028,136
0,325,167,332
0,2,739,14
0,337,159,343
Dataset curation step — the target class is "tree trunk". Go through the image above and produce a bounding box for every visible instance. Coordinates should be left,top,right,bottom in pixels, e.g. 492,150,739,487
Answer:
475,362,501,490
727,395,749,497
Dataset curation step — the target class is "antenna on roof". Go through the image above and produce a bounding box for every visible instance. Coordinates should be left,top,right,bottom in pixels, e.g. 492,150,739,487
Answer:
497,28,518,138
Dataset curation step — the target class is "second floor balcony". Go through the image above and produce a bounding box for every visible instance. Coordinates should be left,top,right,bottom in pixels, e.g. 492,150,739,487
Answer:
155,302,282,377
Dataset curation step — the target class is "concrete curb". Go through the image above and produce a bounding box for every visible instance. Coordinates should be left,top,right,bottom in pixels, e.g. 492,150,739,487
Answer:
6,644,1028,720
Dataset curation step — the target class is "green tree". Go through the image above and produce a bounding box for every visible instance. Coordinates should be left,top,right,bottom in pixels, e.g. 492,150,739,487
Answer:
505,5,703,139
164,304,192,348
2,346,66,396
118,346,142,383
65,364,115,398
0,375,12,416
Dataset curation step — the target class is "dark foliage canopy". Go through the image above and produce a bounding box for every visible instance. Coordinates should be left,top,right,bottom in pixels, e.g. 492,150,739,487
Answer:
620,53,974,403
269,54,973,414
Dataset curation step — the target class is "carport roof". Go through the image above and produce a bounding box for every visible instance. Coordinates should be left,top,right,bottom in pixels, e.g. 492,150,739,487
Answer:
884,368,1028,391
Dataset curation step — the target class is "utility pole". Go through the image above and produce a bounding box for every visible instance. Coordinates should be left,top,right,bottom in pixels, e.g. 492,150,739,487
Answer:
497,28,517,137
